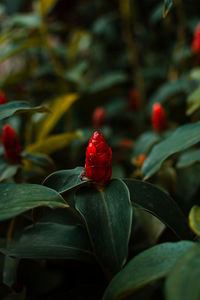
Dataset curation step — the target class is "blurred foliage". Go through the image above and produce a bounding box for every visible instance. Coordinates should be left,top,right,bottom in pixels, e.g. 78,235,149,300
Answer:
0,0,200,299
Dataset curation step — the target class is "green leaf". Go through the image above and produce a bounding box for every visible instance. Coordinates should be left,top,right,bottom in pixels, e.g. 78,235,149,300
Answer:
189,205,200,236
0,101,49,120
3,256,19,288
0,183,67,221
22,152,54,168
190,68,200,81
123,179,192,240
163,0,173,18
43,167,86,193
186,86,200,115
177,149,200,168
142,122,200,179
133,131,160,156
1,222,94,263
75,179,133,274
89,72,127,93
165,244,200,300
0,164,20,181
103,241,194,300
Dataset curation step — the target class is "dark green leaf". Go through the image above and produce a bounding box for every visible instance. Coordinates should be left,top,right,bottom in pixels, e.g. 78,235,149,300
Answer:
103,241,194,300
142,122,200,179
133,131,160,156
165,244,200,300
0,101,49,120
0,183,67,221
89,72,127,93
123,179,192,240
0,222,94,263
177,149,200,168
3,257,19,288
75,179,133,274
43,167,87,193
0,165,20,181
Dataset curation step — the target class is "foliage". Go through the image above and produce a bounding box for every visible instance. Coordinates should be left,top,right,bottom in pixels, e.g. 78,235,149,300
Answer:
0,0,199,299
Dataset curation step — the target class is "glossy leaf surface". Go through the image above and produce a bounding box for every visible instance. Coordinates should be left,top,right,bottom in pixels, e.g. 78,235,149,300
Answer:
165,244,200,300
103,241,194,300
0,183,67,221
123,179,192,240
1,222,94,263
75,179,133,274
142,122,200,179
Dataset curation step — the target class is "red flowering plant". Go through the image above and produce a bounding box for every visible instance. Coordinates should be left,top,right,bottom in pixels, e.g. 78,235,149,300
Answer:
191,23,200,54
151,102,167,132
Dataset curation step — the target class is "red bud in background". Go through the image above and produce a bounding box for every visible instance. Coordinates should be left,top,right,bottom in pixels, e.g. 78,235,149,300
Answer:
1,124,21,163
0,91,7,105
129,89,141,112
152,103,166,132
85,131,112,185
92,107,106,129
191,23,200,53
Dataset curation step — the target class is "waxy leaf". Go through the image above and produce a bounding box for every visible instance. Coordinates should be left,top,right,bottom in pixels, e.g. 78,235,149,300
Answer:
43,167,87,193
0,183,67,221
165,244,200,300
75,179,133,274
189,205,200,236
142,122,200,179
0,101,49,120
103,241,194,300
1,222,94,263
177,149,200,168
123,179,192,240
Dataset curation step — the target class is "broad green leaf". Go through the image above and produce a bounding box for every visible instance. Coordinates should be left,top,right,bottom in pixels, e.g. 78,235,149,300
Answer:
0,222,94,263
89,72,127,93
123,179,192,240
37,93,79,140
103,241,194,300
43,167,87,193
22,152,54,168
186,86,200,115
142,122,200,179
177,149,200,168
0,101,49,120
5,13,41,28
189,205,200,236
165,244,200,300
163,0,173,18
0,183,67,221
75,179,133,274
26,132,80,154
37,0,59,16
133,131,160,156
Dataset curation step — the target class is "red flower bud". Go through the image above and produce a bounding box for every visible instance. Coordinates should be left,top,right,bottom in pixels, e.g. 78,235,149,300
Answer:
1,124,21,163
191,23,200,54
0,91,7,105
129,89,141,112
85,131,112,184
152,103,166,132
92,107,106,129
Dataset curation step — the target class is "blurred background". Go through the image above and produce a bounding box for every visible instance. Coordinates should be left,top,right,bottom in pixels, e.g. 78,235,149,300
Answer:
0,0,200,181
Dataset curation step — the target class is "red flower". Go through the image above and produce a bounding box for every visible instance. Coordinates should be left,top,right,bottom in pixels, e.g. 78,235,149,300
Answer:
152,103,166,132
92,107,106,129
85,131,112,184
0,91,7,105
1,124,21,163
129,89,141,112
191,23,200,53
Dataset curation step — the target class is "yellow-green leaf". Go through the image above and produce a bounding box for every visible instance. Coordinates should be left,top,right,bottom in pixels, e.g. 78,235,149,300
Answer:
189,205,200,236
36,0,59,16
37,93,79,140
26,132,80,155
